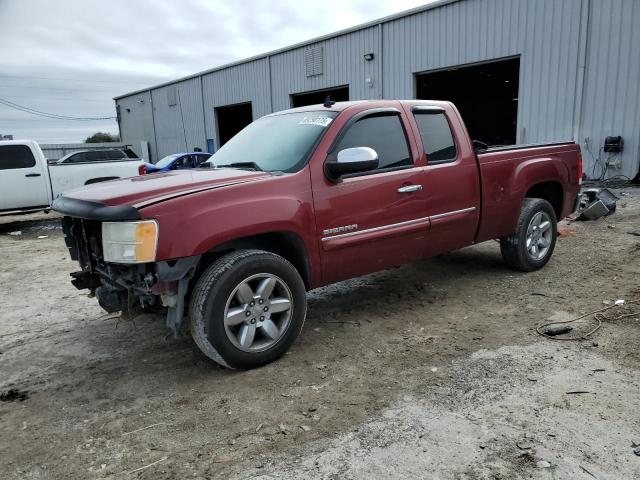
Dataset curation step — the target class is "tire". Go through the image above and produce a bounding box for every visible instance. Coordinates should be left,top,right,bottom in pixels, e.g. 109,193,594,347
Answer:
500,198,558,272
189,249,307,369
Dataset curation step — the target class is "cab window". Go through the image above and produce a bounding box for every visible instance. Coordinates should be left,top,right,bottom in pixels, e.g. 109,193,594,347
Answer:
413,112,457,163
335,114,412,172
0,145,36,170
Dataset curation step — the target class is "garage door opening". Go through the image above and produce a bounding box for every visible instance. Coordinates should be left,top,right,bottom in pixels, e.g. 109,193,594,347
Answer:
416,57,520,146
215,102,253,146
291,85,349,108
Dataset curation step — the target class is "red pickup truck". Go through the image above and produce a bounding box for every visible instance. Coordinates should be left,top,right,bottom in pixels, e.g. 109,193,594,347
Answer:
53,100,581,369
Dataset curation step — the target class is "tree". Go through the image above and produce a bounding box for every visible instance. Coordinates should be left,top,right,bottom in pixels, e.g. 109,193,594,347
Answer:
84,132,120,143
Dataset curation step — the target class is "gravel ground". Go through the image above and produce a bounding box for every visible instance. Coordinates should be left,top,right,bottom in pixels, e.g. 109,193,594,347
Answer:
0,188,639,479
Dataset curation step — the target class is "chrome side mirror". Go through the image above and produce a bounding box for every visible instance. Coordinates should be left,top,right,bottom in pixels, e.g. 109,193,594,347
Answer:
325,147,379,181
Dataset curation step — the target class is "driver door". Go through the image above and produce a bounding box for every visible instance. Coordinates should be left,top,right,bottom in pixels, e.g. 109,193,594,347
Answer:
0,144,49,211
311,107,429,285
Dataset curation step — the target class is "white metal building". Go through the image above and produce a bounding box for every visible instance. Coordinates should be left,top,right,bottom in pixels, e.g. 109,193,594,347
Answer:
115,0,640,180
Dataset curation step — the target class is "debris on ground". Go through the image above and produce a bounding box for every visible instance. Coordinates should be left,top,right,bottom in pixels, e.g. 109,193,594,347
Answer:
543,324,573,336
537,298,640,341
516,439,534,450
125,456,168,474
581,199,610,220
557,227,575,237
577,188,619,220
8,231,21,236
213,455,233,464
0,389,29,402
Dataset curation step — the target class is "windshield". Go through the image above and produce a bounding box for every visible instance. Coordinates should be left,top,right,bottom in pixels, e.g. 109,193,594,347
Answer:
155,154,181,168
207,111,337,172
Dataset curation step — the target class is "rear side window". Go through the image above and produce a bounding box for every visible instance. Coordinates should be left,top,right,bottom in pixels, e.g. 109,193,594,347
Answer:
335,114,412,171
88,151,108,161
66,152,88,163
0,145,36,170
414,112,457,163
106,150,126,160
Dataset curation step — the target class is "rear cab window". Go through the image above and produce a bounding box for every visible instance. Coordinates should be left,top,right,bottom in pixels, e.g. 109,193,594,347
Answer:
0,145,36,170
413,110,457,164
334,113,412,173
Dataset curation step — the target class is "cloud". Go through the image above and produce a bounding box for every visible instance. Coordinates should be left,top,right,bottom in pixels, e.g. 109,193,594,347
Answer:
0,0,432,143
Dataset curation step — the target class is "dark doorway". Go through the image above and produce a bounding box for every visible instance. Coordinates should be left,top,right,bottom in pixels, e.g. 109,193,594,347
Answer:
291,85,349,108
416,57,520,146
215,102,253,146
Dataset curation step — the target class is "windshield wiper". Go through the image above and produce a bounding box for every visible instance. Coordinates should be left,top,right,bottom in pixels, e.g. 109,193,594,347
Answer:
216,162,263,172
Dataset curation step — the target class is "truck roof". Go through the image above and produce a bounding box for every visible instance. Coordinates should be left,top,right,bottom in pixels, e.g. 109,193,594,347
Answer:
0,139,39,146
268,99,454,116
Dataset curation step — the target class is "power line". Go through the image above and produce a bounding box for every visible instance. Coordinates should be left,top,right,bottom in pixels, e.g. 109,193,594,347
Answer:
1,84,129,93
0,96,116,121
0,73,153,84
0,96,115,120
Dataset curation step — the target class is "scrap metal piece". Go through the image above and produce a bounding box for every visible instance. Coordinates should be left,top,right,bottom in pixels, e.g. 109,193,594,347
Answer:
595,188,619,214
581,200,609,220
579,188,619,220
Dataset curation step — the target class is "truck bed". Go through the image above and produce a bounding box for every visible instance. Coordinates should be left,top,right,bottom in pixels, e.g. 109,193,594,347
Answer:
475,141,581,242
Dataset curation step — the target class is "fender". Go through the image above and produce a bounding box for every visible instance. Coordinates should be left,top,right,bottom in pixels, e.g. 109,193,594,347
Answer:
139,170,323,287
476,150,571,242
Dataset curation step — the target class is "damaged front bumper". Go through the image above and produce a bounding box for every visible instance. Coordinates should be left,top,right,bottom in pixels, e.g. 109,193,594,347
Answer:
61,215,200,335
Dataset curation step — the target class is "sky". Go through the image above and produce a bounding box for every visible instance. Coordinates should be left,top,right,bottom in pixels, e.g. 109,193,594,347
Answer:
0,0,434,144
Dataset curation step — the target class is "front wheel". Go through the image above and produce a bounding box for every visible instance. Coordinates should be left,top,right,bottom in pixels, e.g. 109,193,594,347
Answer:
500,198,558,272
189,250,307,369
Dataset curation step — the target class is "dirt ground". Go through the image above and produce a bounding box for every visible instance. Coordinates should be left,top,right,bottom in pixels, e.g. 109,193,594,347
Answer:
1,189,639,480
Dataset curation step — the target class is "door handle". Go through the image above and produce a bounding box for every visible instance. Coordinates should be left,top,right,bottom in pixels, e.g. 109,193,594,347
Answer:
25,173,41,177
397,184,423,193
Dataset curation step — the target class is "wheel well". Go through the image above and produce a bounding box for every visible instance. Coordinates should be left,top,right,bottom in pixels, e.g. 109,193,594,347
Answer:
85,176,119,185
525,181,563,219
200,232,311,289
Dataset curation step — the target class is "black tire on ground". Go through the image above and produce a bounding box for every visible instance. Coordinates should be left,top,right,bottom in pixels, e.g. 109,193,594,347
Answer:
500,198,558,272
189,249,307,369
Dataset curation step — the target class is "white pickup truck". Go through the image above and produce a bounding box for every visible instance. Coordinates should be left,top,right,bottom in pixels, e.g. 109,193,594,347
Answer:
0,140,145,215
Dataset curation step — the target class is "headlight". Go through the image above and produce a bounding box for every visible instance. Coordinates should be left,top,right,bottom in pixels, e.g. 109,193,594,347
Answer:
102,220,158,264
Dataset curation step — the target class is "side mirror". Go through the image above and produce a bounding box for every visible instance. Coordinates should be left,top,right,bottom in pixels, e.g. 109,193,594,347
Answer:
325,147,379,181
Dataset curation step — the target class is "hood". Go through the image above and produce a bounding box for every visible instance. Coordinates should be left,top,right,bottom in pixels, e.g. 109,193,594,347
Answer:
62,168,270,208
143,162,161,172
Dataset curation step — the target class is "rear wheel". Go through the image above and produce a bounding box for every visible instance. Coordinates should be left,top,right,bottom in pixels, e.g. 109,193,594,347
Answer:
189,250,307,369
500,198,557,271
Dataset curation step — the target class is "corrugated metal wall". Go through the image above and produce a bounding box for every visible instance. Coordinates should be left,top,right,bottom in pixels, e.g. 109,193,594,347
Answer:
115,0,640,178
382,0,583,144
117,91,156,161
151,77,206,157
201,58,271,144
270,26,380,111
579,0,640,180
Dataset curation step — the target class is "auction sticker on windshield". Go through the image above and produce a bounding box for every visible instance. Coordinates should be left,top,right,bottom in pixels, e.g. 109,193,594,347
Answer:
298,115,333,127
